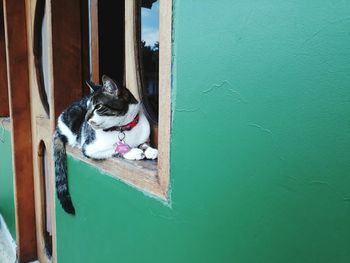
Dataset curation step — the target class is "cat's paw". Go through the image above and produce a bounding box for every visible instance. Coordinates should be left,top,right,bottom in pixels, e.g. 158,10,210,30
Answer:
144,147,158,160
123,148,145,160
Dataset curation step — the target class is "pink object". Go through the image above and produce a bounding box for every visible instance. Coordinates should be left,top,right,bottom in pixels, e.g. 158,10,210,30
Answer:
115,142,130,154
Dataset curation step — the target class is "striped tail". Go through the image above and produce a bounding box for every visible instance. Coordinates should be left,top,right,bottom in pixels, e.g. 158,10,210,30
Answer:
54,129,75,215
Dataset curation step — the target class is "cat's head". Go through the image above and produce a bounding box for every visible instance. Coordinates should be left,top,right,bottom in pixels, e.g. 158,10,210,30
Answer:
85,75,139,130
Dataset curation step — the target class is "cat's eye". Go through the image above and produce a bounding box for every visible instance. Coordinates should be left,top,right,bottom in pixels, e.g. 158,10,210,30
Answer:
95,104,103,110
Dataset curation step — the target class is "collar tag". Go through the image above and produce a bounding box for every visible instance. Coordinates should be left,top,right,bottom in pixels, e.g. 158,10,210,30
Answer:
114,142,130,154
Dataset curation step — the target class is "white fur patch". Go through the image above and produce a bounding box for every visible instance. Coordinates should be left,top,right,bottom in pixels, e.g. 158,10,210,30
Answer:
84,111,151,159
58,115,78,146
123,148,145,160
86,98,92,108
144,147,158,160
88,103,141,130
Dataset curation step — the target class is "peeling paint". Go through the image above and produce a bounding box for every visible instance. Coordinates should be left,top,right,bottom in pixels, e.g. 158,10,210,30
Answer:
202,80,247,103
175,107,200,113
302,16,350,45
248,123,273,135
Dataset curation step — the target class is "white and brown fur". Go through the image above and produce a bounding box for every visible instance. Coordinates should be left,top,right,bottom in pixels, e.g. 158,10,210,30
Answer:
54,75,157,214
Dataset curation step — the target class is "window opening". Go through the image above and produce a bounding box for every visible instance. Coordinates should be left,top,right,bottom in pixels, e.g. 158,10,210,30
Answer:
94,0,125,84
137,0,159,125
57,0,171,200
33,0,50,115
38,141,52,258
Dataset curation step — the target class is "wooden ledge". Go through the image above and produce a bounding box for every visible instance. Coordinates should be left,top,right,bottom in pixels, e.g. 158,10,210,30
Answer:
66,146,166,199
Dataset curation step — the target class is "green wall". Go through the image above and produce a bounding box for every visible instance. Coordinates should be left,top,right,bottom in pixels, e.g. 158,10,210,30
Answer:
0,129,16,239
56,1,350,262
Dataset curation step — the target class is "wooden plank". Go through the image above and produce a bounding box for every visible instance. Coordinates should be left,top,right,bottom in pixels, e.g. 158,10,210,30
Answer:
49,2,87,258
28,4,56,260
81,0,90,94
0,1,9,116
2,0,38,261
90,0,99,84
51,0,83,121
158,0,172,196
27,0,52,261
125,0,140,100
66,146,164,199
124,0,171,198
125,0,172,196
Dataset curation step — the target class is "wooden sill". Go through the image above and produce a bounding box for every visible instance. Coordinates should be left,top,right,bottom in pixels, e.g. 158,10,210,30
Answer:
66,146,166,200
0,118,166,200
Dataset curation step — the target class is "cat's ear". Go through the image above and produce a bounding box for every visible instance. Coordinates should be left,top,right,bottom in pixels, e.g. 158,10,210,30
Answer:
102,75,120,96
85,80,102,93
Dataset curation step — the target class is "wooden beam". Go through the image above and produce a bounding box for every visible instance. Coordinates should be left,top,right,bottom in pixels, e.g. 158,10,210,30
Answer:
125,0,140,100
158,0,172,197
80,0,90,95
51,0,84,121
89,0,99,84
0,0,9,116
2,0,37,261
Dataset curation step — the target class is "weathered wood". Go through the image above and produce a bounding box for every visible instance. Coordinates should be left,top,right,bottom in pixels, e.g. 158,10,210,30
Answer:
3,0,38,261
0,1,9,116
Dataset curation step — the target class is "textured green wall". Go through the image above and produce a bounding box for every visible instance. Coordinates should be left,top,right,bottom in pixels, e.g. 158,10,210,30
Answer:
56,1,350,262
0,129,16,239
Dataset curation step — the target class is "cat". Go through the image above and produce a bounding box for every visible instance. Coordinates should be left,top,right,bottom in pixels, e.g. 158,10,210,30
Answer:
54,75,158,214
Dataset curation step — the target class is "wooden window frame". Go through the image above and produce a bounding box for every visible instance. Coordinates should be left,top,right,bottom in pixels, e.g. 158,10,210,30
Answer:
30,0,89,262
1,2,171,262
66,0,171,200
2,0,38,261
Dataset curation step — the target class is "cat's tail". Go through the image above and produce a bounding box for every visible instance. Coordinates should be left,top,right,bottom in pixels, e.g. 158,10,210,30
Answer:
54,129,76,215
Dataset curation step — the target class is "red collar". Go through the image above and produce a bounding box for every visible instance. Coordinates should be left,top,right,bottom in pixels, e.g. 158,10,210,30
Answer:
103,114,140,132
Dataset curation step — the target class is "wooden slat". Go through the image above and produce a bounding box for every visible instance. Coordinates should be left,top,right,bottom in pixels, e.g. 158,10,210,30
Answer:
3,0,38,261
51,0,84,121
81,0,91,94
125,0,140,100
158,0,172,196
26,0,55,261
124,0,171,197
66,146,164,199
0,1,9,116
90,0,99,84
